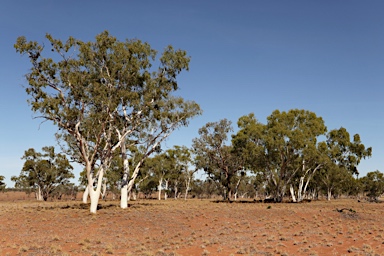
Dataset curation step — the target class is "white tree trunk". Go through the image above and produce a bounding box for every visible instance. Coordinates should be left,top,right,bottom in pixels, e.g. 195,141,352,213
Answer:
290,184,297,202
164,180,169,200
121,185,128,208
36,186,43,201
88,166,105,214
185,176,191,200
327,188,332,201
297,177,305,202
234,178,242,201
158,178,163,200
83,186,89,203
120,139,130,209
89,188,100,214
101,179,107,200
174,181,178,200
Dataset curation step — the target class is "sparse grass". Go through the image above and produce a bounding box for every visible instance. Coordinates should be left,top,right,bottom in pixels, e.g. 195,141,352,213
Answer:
0,196,383,255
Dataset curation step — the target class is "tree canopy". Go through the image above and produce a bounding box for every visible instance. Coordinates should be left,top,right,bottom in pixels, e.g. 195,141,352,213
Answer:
11,146,74,201
193,119,244,200
15,31,201,212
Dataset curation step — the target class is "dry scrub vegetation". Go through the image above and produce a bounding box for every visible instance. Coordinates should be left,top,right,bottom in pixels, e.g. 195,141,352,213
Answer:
0,193,383,255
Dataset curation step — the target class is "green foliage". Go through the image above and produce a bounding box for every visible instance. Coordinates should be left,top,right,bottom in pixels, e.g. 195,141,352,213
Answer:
12,146,74,201
360,170,384,200
316,127,372,199
233,109,371,202
193,119,244,200
233,109,327,202
0,175,6,191
15,31,201,207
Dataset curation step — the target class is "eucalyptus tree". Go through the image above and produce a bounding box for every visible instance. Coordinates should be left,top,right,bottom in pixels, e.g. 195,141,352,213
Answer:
233,110,327,202
193,119,244,200
163,145,191,199
141,153,167,200
11,147,74,201
360,170,384,200
15,31,200,213
183,167,198,200
317,127,372,200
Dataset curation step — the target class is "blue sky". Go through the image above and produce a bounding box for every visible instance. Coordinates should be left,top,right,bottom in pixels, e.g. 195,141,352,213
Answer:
1,1,383,186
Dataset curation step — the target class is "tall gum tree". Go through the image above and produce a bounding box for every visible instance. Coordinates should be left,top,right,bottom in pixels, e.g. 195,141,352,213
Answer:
317,127,372,200
233,110,327,202
11,147,74,201
193,119,244,200
15,31,201,213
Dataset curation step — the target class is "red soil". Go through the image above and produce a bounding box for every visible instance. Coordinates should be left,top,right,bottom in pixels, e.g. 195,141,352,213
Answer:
0,192,383,255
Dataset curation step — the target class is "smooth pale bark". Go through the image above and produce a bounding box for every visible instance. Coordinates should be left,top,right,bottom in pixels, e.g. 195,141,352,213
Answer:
83,176,96,203
174,180,179,200
164,180,169,200
120,138,130,209
327,188,332,201
83,186,89,203
290,184,297,202
158,177,163,200
292,164,321,202
184,176,191,200
121,186,128,207
36,186,43,201
89,188,100,213
234,178,242,201
126,160,145,198
88,166,105,214
131,190,137,200
101,179,107,200
184,170,197,200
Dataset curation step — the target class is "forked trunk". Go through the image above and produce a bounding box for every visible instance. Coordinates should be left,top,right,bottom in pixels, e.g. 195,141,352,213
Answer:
88,166,105,214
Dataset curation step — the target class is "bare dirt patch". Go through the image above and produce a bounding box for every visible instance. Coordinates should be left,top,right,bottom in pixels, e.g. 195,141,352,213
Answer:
0,195,383,255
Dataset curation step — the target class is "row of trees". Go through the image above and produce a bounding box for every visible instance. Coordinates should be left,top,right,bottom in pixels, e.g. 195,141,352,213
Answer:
193,110,372,202
8,139,384,202
9,109,383,202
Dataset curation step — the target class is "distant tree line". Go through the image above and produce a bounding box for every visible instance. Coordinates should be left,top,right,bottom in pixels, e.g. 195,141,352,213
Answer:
9,109,384,202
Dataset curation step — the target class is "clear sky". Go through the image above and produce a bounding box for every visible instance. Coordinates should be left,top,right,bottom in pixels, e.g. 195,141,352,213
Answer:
1,1,383,186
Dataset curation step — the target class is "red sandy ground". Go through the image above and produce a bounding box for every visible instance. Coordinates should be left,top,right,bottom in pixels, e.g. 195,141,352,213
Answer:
0,192,383,255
